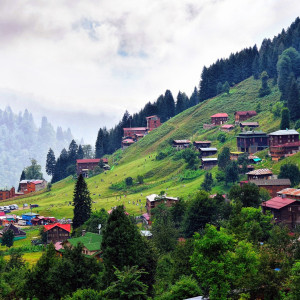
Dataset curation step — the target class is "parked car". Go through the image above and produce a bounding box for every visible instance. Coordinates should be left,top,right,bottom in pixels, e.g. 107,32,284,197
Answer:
30,204,39,208
12,204,19,210
18,219,26,226
4,210,11,214
23,203,28,208
3,206,10,210
9,205,15,210
0,206,4,211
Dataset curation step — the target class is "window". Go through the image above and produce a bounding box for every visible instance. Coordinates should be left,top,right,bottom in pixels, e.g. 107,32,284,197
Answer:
288,207,292,211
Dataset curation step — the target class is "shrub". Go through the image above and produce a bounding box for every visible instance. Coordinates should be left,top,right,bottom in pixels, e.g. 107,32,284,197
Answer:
125,177,133,186
217,133,226,143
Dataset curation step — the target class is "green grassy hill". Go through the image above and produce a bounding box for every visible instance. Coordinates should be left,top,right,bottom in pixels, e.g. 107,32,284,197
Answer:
3,76,293,219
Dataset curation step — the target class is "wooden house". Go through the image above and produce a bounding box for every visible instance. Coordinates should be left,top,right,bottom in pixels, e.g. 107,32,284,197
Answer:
31,216,57,226
0,224,26,240
146,194,179,216
220,124,234,132
19,180,47,194
76,158,109,177
146,115,161,131
121,138,135,149
234,111,257,124
0,187,15,201
269,141,300,161
193,141,211,149
199,147,218,157
44,223,71,244
62,232,102,259
262,197,300,228
240,122,259,129
201,158,218,170
246,169,273,180
123,127,148,139
210,113,228,125
248,179,291,197
172,140,191,150
277,188,300,200
268,129,299,147
236,131,268,154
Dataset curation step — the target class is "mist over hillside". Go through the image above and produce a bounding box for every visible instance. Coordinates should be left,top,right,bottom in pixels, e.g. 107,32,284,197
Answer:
0,106,74,187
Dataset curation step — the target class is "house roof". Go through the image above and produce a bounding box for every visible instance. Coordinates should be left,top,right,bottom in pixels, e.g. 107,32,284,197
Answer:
22,213,39,217
210,113,228,118
235,111,257,116
237,130,267,136
277,188,300,197
134,133,145,137
221,124,234,129
2,223,26,236
77,158,108,164
193,141,211,144
246,169,273,176
44,223,71,233
199,148,217,151
202,158,218,162
67,232,102,252
173,140,191,144
146,115,158,119
231,151,244,154
268,129,299,136
262,197,296,209
146,194,179,202
122,139,135,144
240,122,259,126
32,180,44,184
123,127,147,131
249,179,291,186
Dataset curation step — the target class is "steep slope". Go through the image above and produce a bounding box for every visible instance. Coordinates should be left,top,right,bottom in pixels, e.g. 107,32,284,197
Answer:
3,77,287,219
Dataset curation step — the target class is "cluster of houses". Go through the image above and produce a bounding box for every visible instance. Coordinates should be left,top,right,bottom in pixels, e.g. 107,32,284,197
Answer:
121,115,161,149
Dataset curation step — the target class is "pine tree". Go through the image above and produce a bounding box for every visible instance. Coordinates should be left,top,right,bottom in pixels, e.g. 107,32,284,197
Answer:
68,139,78,166
189,87,199,107
77,145,84,159
164,90,175,119
176,92,185,115
287,77,300,121
1,229,14,247
95,128,105,158
259,71,271,97
72,174,92,229
46,148,56,176
223,81,230,94
280,107,290,130
18,170,26,192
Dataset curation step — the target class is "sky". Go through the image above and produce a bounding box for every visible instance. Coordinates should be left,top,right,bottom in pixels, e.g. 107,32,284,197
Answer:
0,0,299,143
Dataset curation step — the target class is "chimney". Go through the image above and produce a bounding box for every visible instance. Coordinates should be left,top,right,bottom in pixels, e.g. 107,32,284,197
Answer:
82,230,86,236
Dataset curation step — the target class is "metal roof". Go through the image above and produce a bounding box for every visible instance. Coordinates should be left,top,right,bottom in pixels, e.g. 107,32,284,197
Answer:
262,197,296,209
268,129,299,136
235,111,257,116
146,194,179,202
123,127,147,131
193,141,211,144
211,113,228,118
202,158,218,162
173,140,191,144
246,169,273,176
277,188,300,197
249,179,291,186
200,148,217,151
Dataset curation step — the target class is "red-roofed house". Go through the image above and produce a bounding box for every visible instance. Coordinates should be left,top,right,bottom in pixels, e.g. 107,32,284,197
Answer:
19,180,47,194
146,115,161,131
211,113,228,125
123,127,148,139
234,111,257,124
220,124,234,132
121,138,135,149
44,223,71,244
31,216,57,226
262,197,300,228
76,158,109,177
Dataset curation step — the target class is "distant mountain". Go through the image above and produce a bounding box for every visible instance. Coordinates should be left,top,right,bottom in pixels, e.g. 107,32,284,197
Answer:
0,106,74,187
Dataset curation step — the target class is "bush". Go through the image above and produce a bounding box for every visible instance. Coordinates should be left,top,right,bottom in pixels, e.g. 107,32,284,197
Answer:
217,133,226,143
295,120,300,130
137,175,144,184
125,177,133,186
156,152,168,160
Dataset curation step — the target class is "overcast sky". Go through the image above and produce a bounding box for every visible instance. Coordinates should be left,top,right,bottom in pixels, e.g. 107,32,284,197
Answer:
0,0,299,143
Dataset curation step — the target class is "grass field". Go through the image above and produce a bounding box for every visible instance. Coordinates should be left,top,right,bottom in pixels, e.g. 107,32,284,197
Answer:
0,76,291,221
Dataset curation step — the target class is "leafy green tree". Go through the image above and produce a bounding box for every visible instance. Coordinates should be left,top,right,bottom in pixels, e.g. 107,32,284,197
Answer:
295,119,300,130
287,76,300,121
218,147,230,170
201,172,213,192
285,261,300,299
137,175,144,184
256,102,262,113
217,132,226,143
98,159,105,169
170,199,187,229
191,225,259,300
278,163,300,187
229,183,261,208
104,266,148,300
151,204,178,253
46,148,56,176
1,230,14,248
72,174,92,229
63,289,104,300
160,276,202,300
125,177,133,186
280,107,290,130
259,71,271,97
223,81,230,94
225,161,239,184
272,101,284,117
24,159,43,179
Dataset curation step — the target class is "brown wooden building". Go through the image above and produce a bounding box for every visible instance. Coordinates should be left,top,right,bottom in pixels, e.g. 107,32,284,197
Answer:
220,124,234,132
246,169,273,180
201,158,218,170
199,147,218,157
240,122,259,129
0,187,15,201
172,140,191,150
234,111,257,124
44,223,71,244
146,115,161,131
210,113,228,125
121,138,135,149
76,158,108,176
269,141,300,161
248,179,291,197
193,141,211,149
0,224,26,239
262,197,300,228
268,129,299,147
123,127,148,139
236,131,269,154
277,188,300,200
146,194,179,216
